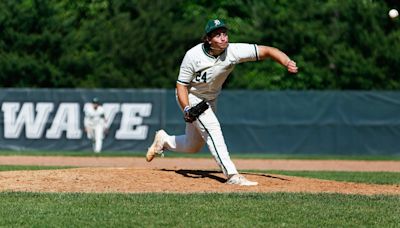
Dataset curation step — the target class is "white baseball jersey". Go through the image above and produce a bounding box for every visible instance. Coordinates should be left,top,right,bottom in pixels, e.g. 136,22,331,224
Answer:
84,104,106,127
177,43,259,101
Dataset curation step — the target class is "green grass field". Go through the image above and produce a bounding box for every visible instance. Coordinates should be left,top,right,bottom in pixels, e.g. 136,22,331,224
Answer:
0,192,399,227
0,153,399,227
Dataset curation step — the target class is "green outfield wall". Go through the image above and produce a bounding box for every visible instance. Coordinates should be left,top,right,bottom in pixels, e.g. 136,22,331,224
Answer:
0,89,399,155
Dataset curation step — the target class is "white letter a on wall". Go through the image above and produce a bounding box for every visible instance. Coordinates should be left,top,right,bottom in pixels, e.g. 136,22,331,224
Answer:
46,103,82,139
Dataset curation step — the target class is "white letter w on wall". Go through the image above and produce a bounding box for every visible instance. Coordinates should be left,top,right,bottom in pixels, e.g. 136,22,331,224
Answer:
2,102,54,139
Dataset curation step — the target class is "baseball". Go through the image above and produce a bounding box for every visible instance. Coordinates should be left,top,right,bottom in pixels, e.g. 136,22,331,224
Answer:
389,9,399,18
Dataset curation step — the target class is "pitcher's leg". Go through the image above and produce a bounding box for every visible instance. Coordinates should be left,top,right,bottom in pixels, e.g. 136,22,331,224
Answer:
195,108,238,177
146,125,205,162
163,123,205,153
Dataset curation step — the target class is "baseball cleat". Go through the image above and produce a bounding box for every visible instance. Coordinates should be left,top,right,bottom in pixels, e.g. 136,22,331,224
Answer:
146,130,167,162
226,174,258,186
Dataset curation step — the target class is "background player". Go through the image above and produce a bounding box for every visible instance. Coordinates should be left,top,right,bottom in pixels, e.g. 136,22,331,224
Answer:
147,19,298,186
84,97,108,153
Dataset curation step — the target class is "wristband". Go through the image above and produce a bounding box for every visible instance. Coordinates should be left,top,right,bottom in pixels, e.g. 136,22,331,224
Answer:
184,106,190,113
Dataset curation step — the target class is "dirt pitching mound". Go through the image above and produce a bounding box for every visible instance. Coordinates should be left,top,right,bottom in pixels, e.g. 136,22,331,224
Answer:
0,168,399,195
1,156,400,172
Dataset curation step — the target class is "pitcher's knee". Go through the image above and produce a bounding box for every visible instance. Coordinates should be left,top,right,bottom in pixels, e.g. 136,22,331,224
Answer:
185,148,199,153
185,142,204,153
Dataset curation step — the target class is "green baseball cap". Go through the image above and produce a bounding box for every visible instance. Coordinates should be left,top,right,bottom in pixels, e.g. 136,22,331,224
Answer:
92,97,100,104
205,19,227,34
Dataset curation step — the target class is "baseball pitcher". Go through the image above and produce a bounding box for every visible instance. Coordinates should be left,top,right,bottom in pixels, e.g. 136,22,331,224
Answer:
84,97,107,153
146,19,298,186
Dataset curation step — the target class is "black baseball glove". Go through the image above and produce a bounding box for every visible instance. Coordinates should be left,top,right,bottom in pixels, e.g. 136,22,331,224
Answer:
184,100,209,123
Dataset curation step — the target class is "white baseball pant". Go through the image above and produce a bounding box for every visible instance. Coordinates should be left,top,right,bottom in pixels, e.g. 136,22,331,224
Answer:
162,94,239,177
86,122,105,153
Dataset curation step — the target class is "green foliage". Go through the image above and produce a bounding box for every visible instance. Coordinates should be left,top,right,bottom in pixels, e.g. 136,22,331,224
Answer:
0,0,398,89
0,192,399,227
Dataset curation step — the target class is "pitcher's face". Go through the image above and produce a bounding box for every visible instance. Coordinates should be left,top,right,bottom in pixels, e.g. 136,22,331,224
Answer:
208,28,229,50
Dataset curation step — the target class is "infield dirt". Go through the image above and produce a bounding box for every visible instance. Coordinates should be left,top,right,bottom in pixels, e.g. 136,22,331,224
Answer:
0,156,399,195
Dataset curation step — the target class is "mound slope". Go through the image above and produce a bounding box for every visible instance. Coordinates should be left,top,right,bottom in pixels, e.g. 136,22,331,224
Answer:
0,168,399,195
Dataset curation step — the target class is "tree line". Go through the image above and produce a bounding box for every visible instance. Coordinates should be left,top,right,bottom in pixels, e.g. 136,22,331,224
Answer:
0,0,398,90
